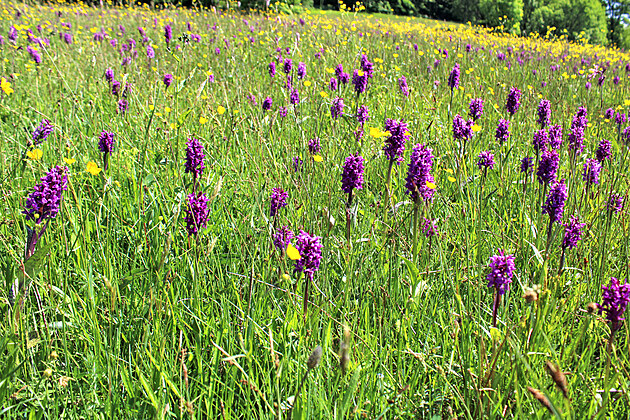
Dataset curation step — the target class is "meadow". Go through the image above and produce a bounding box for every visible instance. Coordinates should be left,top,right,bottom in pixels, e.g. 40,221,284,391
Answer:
0,1,629,418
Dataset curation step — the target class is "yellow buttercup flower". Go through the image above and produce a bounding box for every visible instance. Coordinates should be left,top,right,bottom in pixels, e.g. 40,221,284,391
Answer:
217,106,226,115
26,149,43,160
64,157,76,165
199,116,208,124
313,155,323,162
287,244,301,260
1,77,13,95
86,161,102,175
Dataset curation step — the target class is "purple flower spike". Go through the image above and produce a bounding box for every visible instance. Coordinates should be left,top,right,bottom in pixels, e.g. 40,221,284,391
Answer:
583,159,602,184
477,151,495,170
164,24,172,44
520,157,534,174
273,226,294,251
163,74,173,88
422,218,438,238
308,137,321,155
562,215,585,251
615,112,627,126
469,98,484,121
352,69,368,95
448,63,460,91
487,249,516,295
532,129,548,152
506,87,521,115
185,137,205,181
283,58,292,74
598,277,630,333
297,62,306,79
268,61,276,78
543,179,568,224
608,193,624,214
262,97,273,111
537,149,559,185
356,105,369,125
32,119,54,146
293,230,323,281
548,125,563,149
605,108,615,120
398,76,409,97
184,192,209,236
405,143,435,203
331,97,344,119
270,188,288,217
98,130,115,154
537,99,551,128
495,119,510,145
453,114,473,141
384,118,409,165
23,166,68,225
341,154,365,194
596,139,612,163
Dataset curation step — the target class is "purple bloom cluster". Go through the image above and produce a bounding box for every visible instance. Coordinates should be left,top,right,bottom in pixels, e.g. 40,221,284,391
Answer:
615,111,627,126
308,137,321,155
495,119,510,145
469,98,484,121
477,151,495,170
297,62,306,79
487,249,516,295
506,87,521,115
422,218,438,238
405,143,435,203
543,179,568,223
384,118,409,164
273,226,294,251
453,114,473,141
562,215,585,250
537,99,551,128
270,188,288,217
598,277,630,332
27,46,41,64
331,97,344,119
398,76,409,97
568,107,588,155
32,119,54,146
548,124,563,149
283,58,292,74
163,74,173,88
105,68,114,83
185,137,205,180
268,61,276,78
608,193,624,214
290,88,299,105
520,157,534,174
184,192,209,236
356,105,369,125
605,108,615,120
98,130,115,154
23,166,68,224
583,159,602,184
532,129,548,152
329,77,338,91
341,154,365,194
293,230,323,281
164,24,172,44
537,149,559,185
360,54,373,78
352,69,368,95
262,97,272,111
448,63,460,90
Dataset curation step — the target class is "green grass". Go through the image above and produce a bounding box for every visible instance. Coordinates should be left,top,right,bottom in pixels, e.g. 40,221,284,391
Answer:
0,1,629,418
